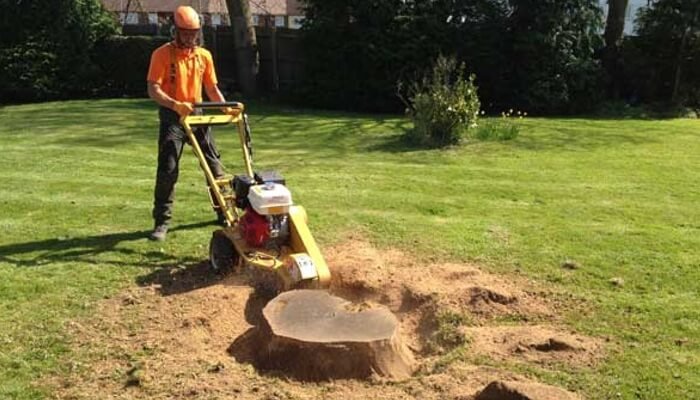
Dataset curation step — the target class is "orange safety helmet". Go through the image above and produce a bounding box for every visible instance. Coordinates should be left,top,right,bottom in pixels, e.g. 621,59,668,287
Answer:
174,6,201,30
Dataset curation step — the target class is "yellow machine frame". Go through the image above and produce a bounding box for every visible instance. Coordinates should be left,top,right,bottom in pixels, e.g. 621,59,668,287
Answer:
180,102,330,291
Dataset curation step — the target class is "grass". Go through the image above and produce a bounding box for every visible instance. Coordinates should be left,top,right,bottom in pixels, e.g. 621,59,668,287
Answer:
1,99,699,399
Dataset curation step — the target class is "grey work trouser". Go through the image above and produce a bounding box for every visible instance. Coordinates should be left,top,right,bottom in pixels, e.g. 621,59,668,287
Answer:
152,107,225,226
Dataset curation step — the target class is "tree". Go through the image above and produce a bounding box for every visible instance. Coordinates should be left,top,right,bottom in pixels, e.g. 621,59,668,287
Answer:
300,0,508,112
506,0,604,113
300,0,412,111
603,0,629,98
299,0,604,113
446,0,509,110
0,0,117,102
226,0,259,96
635,0,700,105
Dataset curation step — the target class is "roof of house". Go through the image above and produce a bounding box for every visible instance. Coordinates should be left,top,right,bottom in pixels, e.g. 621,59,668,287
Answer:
285,0,302,15
101,0,302,15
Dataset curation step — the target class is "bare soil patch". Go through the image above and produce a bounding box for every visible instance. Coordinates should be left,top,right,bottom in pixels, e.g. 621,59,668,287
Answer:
463,326,603,367
50,236,602,400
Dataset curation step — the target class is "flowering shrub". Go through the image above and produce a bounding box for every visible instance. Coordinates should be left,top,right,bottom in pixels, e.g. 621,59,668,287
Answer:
474,109,525,141
401,56,481,147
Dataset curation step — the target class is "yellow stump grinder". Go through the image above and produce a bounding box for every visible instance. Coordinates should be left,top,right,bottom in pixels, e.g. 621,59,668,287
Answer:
181,104,415,379
181,102,331,295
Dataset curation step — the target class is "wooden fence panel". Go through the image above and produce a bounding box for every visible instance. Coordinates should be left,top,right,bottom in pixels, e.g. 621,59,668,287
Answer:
203,26,304,94
276,29,306,91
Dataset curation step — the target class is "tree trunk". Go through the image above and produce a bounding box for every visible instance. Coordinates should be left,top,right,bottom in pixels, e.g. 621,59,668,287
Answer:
226,0,259,97
671,6,700,104
671,26,690,104
603,0,629,99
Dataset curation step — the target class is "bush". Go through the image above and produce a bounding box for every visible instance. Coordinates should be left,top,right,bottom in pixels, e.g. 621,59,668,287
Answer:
0,0,117,103
401,56,481,147
623,1,700,108
300,0,508,113
506,0,605,114
92,35,170,97
300,0,419,112
0,40,59,102
300,0,604,114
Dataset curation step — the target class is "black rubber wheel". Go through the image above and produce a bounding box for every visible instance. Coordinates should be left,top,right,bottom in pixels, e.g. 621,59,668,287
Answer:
209,230,239,273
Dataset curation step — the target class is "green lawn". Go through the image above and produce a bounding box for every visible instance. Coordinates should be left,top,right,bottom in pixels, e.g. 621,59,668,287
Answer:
0,99,698,399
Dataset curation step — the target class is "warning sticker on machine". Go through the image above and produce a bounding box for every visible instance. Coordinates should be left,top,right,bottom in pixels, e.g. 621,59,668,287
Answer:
291,254,318,280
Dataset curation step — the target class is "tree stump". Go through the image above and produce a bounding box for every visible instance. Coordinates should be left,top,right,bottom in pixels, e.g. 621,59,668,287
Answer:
257,289,415,381
475,380,583,400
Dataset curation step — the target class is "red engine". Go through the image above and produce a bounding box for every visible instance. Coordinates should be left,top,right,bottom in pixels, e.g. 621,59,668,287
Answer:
240,207,269,247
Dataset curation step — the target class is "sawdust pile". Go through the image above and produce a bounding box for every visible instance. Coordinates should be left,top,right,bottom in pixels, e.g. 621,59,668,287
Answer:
50,236,603,400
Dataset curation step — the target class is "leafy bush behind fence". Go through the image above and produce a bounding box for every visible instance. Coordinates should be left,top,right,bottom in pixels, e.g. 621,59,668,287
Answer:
92,36,169,98
4,0,700,114
0,0,117,103
299,0,605,114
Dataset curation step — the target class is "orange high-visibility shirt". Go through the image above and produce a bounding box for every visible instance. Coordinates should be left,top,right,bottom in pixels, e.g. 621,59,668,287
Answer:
147,42,217,104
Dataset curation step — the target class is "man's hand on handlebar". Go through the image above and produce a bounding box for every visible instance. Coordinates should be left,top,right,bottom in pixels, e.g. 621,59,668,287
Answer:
173,101,194,117
222,106,242,116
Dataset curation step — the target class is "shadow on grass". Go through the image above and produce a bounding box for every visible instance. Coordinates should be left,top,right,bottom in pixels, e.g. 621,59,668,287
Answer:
509,119,661,152
365,133,436,153
248,116,413,158
357,119,661,154
2,99,164,150
5,99,414,158
5,99,664,158
0,221,211,268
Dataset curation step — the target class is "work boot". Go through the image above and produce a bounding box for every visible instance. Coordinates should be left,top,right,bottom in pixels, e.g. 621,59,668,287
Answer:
149,224,168,241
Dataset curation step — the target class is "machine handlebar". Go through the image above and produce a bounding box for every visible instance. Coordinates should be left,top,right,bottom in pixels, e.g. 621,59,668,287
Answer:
193,101,243,109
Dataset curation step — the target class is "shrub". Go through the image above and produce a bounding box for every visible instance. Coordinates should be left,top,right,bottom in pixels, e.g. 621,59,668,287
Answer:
0,40,59,102
92,35,170,97
401,56,481,147
625,1,700,108
0,0,117,102
506,0,604,114
300,0,508,113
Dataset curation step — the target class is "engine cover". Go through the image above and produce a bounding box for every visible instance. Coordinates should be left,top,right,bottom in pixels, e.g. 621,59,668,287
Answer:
248,183,292,215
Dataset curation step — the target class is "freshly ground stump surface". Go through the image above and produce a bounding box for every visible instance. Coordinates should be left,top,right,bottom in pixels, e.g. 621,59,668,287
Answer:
264,290,398,342
49,235,603,399
255,290,415,380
